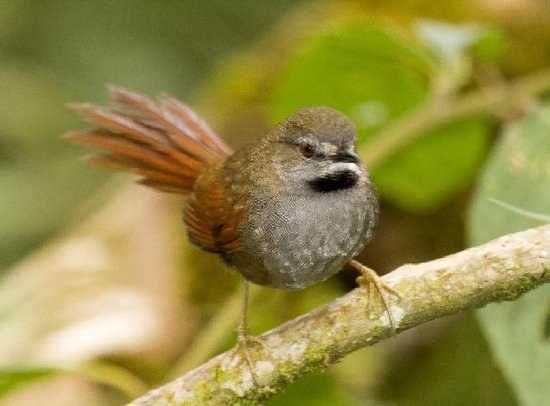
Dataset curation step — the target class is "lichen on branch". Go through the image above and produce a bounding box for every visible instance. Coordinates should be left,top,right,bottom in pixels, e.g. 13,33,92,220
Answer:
129,224,550,406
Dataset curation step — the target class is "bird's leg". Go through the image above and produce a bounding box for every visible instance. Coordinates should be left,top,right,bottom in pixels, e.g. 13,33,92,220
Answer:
232,281,261,386
349,260,401,332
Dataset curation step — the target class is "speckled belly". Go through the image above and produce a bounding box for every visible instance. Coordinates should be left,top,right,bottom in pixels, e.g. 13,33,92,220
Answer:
227,192,373,289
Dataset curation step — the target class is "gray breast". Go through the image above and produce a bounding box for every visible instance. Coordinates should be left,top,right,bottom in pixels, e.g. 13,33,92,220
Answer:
229,184,377,290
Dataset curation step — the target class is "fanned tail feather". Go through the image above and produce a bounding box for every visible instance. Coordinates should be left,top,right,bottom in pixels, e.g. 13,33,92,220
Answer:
66,86,233,195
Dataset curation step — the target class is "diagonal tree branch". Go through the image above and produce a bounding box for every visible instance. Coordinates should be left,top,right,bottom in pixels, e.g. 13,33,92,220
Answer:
129,224,550,405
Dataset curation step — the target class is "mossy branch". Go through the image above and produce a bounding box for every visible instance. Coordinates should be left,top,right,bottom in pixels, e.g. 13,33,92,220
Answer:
128,224,550,405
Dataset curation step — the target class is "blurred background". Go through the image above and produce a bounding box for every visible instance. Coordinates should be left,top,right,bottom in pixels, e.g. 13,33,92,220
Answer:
1,0,550,405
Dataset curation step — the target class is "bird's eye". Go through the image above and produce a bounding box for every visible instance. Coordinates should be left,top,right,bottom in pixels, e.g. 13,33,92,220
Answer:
299,142,315,158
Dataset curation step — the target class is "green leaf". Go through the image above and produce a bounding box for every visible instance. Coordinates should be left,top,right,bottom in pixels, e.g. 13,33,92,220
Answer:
270,21,490,212
0,366,59,397
271,21,435,140
468,103,550,406
373,118,490,212
469,104,550,241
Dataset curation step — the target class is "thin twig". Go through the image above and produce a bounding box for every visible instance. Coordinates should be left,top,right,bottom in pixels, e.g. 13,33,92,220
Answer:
362,68,550,168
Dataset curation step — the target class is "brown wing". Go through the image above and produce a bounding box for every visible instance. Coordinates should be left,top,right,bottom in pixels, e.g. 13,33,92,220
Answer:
183,161,243,253
67,85,233,194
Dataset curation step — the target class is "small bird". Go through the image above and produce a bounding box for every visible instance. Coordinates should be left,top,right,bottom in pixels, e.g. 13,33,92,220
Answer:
67,86,397,380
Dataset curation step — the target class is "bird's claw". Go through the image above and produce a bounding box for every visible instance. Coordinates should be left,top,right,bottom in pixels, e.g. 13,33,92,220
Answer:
350,260,401,332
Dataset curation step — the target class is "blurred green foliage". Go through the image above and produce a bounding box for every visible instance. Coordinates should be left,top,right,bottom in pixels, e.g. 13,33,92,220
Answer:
271,23,435,131
0,367,58,397
380,315,516,406
1,1,550,405
469,103,550,406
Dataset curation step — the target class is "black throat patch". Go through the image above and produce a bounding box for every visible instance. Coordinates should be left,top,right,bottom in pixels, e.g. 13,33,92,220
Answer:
308,170,359,193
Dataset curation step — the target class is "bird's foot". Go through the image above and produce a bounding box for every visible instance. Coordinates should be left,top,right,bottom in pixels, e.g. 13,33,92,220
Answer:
349,260,401,332
228,323,268,387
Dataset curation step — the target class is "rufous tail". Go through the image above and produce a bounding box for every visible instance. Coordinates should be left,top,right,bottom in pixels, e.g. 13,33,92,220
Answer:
66,86,233,194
